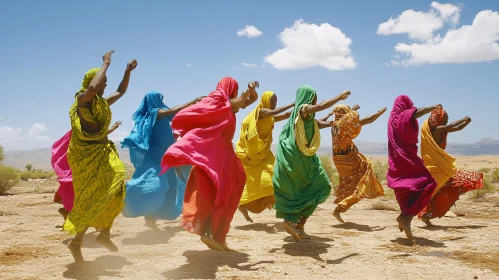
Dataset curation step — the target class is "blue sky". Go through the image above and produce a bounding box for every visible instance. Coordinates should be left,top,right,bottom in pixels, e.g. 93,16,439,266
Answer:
1,0,498,150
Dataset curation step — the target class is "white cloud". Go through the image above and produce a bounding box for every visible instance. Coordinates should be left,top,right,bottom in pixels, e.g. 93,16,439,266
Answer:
377,2,461,41
0,125,23,146
264,19,356,71
186,63,192,67
392,10,499,66
242,63,258,68
237,25,263,38
0,123,50,149
27,123,47,138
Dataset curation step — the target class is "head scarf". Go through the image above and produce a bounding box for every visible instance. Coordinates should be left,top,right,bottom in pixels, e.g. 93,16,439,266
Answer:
216,77,239,99
333,104,352,121
428,108,447,130
291,86,320,156
122,91,169,151
78,68,100,94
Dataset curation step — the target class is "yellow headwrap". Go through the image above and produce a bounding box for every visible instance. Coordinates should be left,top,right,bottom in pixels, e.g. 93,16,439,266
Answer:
333,104,352,121
78,68,100,94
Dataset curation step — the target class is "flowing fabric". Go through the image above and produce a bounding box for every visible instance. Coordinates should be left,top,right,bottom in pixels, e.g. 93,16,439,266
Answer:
273,85,331,223
160,77,246,244
64,89,125,235
236,91,276,212
331,105,384,212
52,130,74,212
121,92,189,220
418,109,483,219
387,95,437,216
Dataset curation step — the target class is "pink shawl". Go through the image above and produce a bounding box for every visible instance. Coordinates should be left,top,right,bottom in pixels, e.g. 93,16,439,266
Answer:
52,130,74,212
387,95,437,215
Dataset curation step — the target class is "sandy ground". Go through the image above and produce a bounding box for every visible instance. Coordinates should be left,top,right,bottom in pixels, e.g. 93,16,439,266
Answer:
1,175,498,280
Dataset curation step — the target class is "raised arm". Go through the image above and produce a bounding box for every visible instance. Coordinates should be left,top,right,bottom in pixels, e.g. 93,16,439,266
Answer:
157,96,205,120
435,117,471,133
302,91,350,115
77,50,113,105
260,103,295,119
274,111,292,122
231,81,259,112
316,119,333,129
360,107,387,126
413,104,441,119
107,121,122,135
106,59,138,106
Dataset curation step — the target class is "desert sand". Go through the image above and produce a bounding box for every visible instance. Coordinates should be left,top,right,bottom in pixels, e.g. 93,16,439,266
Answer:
1,156,498,280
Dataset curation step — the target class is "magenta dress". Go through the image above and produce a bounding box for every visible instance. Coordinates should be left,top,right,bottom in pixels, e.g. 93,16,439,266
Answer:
52,130,74,212
386,95,437,216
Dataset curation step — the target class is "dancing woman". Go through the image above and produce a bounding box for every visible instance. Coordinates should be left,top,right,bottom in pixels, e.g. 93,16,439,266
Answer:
236,91,294,223
320,104,386,223
121,92,203,227
273,86,351,241
387,95,439,241
160,77,258,251
65,50,137,266
418,108,482,225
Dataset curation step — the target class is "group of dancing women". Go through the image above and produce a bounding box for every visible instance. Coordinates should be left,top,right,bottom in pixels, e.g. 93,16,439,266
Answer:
51,51,483,266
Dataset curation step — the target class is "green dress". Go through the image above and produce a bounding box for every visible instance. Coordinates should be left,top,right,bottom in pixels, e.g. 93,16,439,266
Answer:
272,85,331,223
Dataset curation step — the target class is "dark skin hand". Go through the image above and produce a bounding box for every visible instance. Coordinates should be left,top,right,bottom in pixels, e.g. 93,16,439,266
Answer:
432,114,471,145
157,96,205,121
301,91,351,118
274,111,292,122
107,121,122,134
259,94,295,119
106,59,138,106
413,104,442,119
230,81,259,113
319,105,387,126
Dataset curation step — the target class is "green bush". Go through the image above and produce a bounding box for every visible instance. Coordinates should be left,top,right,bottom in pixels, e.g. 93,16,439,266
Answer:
478,167,491,173
0,146,4,163
371,159,388,183
0,165,20,195
490,169,499,183
471,174,496,199
319,154,339,191
20,170,55,181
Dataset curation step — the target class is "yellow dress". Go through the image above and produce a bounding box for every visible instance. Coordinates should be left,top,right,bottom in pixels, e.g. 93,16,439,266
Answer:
236,91,276,213
63,95,126,235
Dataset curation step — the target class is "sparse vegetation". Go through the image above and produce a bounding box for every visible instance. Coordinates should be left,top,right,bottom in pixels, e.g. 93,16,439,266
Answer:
319,154,339,191
25,164,33,171
491,168,499,183
0,165,20,195
478,167,491,173
19,170,55,181
371,158,388,183
471,174,496,199
0,146,4,163
370,201,397,211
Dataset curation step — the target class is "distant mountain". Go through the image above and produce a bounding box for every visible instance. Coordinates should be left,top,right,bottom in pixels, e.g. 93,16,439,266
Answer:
4,138,499,170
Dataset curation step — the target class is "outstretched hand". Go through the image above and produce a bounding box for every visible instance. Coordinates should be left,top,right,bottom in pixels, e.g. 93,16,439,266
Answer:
110,121,122,131
352,105,360,111
248,81,259,92
103,50,114,64
340,91,351,100
126,59,138,72
378,107,387,114
434,104,442,110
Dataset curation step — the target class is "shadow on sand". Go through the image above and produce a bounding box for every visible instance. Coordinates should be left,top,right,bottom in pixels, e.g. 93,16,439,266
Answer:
121,226,182,246
234,223,284,234
62,231,120,249
391,237,446,248
63,255,132,280
332,222,386,232
418,224,487,231
162,250,273,279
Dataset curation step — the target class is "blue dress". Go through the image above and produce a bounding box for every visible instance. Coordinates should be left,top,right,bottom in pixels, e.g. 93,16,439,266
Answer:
121,92,190,219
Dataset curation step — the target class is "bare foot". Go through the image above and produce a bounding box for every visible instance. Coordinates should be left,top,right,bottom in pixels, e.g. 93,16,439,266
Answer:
295,228,311,239
420,215,432,227
397,215,414,240
58,208,69,220
332,207,345,224
200,235,224,251
145,219,158,229
96,233,118,252
238,206,253,223
281,221,301,241
68,240,84,267
219,243,234,252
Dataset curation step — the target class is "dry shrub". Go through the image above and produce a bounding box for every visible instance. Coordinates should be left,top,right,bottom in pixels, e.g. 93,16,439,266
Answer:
452,251,499,273
19,170,55,181
0,165,20,195
0,245,52,266
470,174,496,199
371,158,388,183
491,168,499,183
124,162,135,181
478,167,492,173
370,201,397,211
319,154,339,191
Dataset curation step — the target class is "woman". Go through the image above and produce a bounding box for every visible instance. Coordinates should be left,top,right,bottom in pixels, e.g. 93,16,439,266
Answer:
121,92,202,227
418,108,482,225
236,91,294,223
387,95,439,241
65,50,137,266
52,121,121,225
320,104,386,224
160,77,258,252
273,86,351,241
